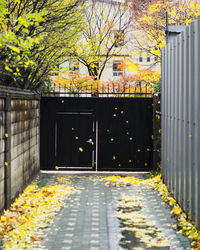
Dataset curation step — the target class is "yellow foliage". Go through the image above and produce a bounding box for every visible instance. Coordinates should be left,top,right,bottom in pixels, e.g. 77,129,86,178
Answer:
0,178,77,249
103,173,200,249
125,60,141,72
53,73,104,94
171,205,183,215
134,0,200,61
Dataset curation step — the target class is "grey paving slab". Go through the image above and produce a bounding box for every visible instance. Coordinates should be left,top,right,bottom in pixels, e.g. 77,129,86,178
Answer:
37,174,191,250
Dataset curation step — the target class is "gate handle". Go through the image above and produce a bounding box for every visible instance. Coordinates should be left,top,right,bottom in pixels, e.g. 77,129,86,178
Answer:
86,138,94,144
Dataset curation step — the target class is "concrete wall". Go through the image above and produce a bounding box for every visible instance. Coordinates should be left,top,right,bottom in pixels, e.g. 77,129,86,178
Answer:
0,87,40,211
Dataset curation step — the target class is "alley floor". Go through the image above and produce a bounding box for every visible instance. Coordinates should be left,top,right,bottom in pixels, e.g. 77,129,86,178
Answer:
0,173,192,250
38,173,190,250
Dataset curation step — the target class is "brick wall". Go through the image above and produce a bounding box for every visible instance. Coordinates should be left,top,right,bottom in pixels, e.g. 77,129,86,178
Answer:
0,87,40,211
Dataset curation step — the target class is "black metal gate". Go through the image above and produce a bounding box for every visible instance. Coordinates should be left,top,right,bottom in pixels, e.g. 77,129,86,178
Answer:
40,97,153,171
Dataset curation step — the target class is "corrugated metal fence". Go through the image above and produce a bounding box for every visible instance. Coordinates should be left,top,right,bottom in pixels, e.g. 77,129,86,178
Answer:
161,17,200,229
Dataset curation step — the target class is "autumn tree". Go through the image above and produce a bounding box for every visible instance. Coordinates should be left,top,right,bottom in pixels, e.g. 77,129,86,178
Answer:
107,59,160,94
0,0,84,90
128,0,200,63
53,73,105,93
70,0,134,80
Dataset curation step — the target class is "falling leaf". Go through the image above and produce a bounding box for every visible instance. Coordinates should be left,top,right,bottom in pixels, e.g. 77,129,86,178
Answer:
145,162,148,166
113,156,116,160
129,160,132,163
72,128,75,131
110,138,114,141
137,149,141,152
121,111,124,114
115,107,118,110
4,162,8,166
126,121,129,124
79,147,83,152
129,137,133,141
55,166,59,170
4,133,8,138
61,100,64,103
75,137,79,140
113,114,116,117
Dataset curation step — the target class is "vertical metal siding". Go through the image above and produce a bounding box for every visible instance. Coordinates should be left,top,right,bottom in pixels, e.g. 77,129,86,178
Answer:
194,20,200,227
161,18,200,229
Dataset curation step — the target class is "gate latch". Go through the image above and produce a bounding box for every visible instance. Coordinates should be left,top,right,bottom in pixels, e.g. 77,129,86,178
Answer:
86,138,94,145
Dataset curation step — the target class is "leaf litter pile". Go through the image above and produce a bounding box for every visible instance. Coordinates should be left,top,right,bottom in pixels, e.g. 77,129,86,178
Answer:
0,174,199,249
117,194,170,249
0,176,77,249
103,174,200,249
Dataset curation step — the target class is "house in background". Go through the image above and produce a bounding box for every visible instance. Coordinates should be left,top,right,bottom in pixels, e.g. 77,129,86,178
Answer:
52,0,160,94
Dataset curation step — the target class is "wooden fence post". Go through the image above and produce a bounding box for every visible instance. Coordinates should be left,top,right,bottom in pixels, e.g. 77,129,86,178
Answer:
4,95,11,209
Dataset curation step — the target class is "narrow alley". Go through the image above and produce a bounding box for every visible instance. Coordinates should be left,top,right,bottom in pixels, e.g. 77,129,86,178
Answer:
0,173,191,250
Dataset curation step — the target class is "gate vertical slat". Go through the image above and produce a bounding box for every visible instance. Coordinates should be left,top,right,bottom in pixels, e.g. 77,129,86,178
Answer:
161,47,166,181
197,18,200,229
184,26,190,214
176,35,180,200
194,19,200,226
189,22,196,221
173,37,178,198
187,23,192,217
178,34,184,206
168,43,171,190
181,30,187,212
164,46,168,184
166,44,171,188
170,39,174,193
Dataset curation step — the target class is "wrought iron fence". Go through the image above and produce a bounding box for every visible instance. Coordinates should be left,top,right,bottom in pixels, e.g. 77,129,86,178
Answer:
41,81,153,97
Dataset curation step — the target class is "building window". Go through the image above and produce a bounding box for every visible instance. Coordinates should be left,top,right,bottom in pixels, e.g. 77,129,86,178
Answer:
113,61,123,76
139,57,143,62
69,60,79,73
114,30,125,47
147,57,150,62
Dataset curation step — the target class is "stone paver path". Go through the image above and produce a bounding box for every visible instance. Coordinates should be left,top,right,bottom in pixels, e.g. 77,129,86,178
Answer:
38,174,191,250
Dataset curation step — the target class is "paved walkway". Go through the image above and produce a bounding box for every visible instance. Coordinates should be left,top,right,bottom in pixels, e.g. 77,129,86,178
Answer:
38,173,191,250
